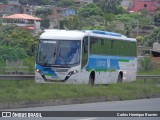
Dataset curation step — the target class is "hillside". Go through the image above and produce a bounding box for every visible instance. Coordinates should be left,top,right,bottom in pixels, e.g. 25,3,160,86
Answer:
0,0,55,5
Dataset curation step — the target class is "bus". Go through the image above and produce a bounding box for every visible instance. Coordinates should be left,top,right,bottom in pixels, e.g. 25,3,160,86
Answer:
35,30,137,84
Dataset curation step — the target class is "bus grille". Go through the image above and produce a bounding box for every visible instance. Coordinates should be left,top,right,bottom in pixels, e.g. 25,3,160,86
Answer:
52,68,69,72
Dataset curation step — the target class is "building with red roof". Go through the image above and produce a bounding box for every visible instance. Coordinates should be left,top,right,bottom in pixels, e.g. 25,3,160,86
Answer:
2,14,42,33
3,13,42,20
128,0,158,14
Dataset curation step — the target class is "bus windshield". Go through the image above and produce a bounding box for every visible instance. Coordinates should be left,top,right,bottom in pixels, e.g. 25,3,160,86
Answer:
37,40,81,67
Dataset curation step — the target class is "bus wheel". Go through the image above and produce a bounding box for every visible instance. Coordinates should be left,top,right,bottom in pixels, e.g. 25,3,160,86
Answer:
89,71,95,85
117,72,123,83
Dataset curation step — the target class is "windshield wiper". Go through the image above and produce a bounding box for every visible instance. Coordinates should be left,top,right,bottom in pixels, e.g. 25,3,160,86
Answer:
43,54,48,66
59,49,67,64
54,48,56,58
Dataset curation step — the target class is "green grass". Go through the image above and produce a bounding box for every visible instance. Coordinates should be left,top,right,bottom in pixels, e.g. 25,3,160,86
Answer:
138,67,160,75
0,79,160,103
0,60,5,74
23,56,35,73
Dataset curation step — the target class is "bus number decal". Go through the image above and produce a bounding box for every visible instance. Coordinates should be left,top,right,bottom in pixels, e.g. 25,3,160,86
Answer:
97,60,106,67
96,58,110,69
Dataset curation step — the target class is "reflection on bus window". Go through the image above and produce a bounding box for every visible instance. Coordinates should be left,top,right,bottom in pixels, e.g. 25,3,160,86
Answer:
37,40,81,67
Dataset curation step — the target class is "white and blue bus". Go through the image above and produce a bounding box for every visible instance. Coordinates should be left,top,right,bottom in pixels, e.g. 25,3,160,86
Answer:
35,30,137,84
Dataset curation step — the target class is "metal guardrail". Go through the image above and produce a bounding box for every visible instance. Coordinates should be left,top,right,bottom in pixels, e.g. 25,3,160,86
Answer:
0,75,160,81
0,75,34,80
136,75,160,79
136,75,160,82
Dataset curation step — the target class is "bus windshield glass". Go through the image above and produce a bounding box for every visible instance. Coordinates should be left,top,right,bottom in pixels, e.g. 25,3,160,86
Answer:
37,40,81,67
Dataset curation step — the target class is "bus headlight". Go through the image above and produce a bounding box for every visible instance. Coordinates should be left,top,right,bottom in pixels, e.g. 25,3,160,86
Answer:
68,70,78,76
36,69,44,75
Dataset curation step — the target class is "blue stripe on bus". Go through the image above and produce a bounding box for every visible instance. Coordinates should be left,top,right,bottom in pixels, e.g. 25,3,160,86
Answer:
84,30,122,37
85,55,135,71
36,64,57,77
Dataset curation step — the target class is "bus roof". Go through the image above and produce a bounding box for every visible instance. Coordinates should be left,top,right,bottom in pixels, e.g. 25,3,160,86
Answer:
40,29,87,40
40,29,136,42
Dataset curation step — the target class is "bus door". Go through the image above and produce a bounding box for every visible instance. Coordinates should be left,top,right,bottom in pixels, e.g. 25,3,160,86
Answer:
81,36,89,69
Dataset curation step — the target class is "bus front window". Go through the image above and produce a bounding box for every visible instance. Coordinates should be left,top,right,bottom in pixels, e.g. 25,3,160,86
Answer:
37,40,81,67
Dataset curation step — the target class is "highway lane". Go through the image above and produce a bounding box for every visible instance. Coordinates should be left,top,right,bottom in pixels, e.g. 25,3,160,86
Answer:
1,98,160,120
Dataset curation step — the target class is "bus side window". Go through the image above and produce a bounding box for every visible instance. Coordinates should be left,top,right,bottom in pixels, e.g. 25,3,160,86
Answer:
82,37,88,68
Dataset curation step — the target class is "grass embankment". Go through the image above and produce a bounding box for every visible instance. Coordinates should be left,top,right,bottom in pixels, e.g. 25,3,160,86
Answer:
138,68,160,75
0,79,160,103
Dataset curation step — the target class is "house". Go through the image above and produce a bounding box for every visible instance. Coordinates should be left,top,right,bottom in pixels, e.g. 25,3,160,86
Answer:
0,4,32,17
128,0,158,14
121,0,134,10
21,5,32,15
0,4,21,17
151,42,160,68
47,6,76,29
64,8,76,17
48,10,63,29
74,0,93,6
152,42,160,57
8,0,19,5
2,14,42,33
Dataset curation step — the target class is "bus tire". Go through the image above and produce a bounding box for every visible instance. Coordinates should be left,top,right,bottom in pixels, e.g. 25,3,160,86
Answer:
89,71,95,85
117,72,123,83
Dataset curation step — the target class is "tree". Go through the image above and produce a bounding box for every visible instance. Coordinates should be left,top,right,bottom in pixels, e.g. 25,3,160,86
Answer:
116,6,128,14
35,7,52,16
0,44,26,61
0,0,8,4
19,0,28,5
136,35,143,45
41,18,50,29
125,25,131,37
19,0,51,5
141,28,160,47
77,3,103,18
103,13,115,23
0,25,36,56
35,7,52,29
39,0,51,5
61,15,81,30
0,25,27,60
57,0,75,7
94,0,122,14
115,13,140,23
114,13,140,36
139,8,149,17
154,11,160,27
77,3,105,29
81,15,105,30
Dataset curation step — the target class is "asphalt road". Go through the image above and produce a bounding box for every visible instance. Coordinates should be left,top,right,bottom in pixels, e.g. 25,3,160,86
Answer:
1,98,160,120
